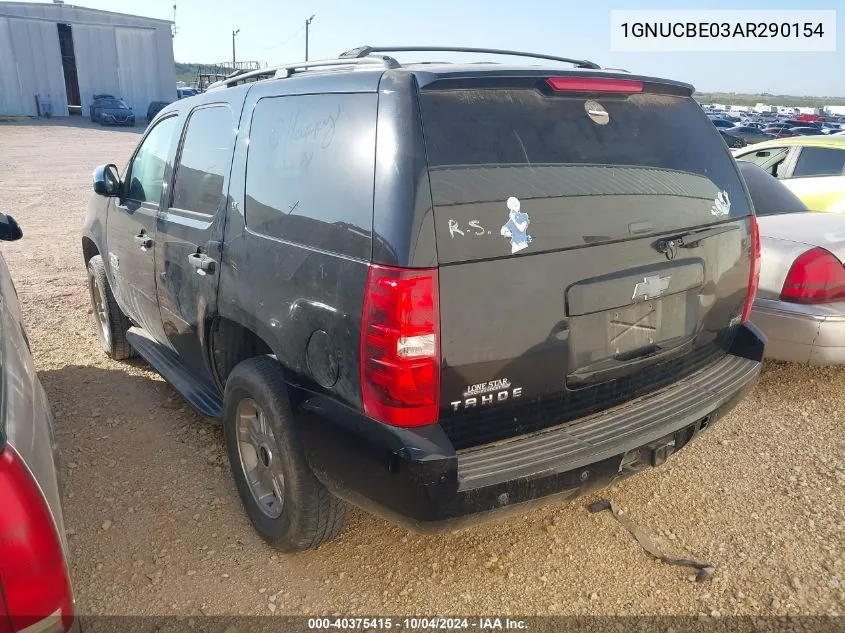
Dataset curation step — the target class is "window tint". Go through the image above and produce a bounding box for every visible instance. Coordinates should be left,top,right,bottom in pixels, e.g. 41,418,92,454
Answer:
127,115,180,204
171,106,233,215
245,93,376,260
792,147,845,177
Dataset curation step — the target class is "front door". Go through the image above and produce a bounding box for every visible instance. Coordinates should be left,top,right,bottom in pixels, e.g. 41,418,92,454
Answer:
106,114,181,343
155,103,238,390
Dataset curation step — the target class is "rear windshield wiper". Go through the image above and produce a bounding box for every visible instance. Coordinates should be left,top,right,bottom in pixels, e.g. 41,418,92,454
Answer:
655,224,739,255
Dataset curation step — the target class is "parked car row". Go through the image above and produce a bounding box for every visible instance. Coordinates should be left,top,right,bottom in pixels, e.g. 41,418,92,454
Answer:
707,109,845,146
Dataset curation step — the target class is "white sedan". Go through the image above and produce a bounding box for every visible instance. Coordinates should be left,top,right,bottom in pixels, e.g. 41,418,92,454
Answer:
740,162,845,363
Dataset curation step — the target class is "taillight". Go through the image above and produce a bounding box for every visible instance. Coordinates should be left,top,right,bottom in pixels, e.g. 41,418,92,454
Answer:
360,265,440,427
780,247,845,304
741,215,761,323
0,444,73,633
546,77,643,93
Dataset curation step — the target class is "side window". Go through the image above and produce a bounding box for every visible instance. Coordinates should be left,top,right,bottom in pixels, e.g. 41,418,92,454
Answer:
170,106,234,215
127,116,180,204
244,93,376,260
791,147,845,178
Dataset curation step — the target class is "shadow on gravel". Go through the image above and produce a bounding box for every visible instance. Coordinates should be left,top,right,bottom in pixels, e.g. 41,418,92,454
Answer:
38,361,214,433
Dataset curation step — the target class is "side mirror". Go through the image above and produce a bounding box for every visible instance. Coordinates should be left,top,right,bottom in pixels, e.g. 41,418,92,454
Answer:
93,164,122,197
0,215,22,242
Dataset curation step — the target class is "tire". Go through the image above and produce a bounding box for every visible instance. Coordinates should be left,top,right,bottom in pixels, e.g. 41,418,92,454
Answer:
86,255,134,360
223,356,348,551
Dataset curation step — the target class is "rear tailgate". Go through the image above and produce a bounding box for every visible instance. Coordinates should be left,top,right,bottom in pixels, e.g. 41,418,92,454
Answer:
417,76,755,449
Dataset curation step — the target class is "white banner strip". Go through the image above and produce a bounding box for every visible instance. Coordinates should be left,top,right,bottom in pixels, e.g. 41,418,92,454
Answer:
610,10,836,52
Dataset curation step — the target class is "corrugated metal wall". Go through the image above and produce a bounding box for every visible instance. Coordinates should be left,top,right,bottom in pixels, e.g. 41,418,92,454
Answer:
116,28,162,117
0,16,68,116
0,2,177,117
0,18,22,115
73,24,121,115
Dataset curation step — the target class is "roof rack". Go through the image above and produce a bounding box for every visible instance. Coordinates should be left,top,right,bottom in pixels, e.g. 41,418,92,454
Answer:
340,45,601,70
206,55,400,90
206,46,601,92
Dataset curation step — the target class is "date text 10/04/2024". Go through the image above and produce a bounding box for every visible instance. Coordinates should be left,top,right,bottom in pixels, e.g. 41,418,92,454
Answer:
307,618,528,630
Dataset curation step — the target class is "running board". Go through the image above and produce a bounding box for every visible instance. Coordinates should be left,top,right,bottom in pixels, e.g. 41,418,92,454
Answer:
126,327,222,421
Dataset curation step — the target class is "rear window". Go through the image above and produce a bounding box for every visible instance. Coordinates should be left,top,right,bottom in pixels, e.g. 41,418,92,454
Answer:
419,89,752,262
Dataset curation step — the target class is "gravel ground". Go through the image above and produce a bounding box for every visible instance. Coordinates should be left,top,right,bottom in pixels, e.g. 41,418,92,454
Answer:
0,119,843,618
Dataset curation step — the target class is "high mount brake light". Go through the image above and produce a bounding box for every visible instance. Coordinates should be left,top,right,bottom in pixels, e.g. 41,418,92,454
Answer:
546,77,644,93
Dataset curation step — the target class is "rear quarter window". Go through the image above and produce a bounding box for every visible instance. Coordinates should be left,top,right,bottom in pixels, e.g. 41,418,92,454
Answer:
244,93,377,260
418,89,752,262
791,147,845,178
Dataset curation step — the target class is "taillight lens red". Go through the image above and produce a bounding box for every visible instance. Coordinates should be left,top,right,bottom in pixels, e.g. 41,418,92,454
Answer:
0,444,73,633
741,215,762,323
361,265,440,427
780,247,845,304
547,77,644,93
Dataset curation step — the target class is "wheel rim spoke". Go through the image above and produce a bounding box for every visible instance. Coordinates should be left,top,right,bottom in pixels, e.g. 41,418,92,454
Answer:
90,278,109,338
248,417,263,450
234,398,285,519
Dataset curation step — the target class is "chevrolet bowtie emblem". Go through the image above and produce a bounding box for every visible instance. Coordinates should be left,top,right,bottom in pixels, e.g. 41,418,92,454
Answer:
632,274,671,301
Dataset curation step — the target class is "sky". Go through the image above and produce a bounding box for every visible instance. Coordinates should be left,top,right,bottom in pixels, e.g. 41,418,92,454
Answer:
16,0,845,96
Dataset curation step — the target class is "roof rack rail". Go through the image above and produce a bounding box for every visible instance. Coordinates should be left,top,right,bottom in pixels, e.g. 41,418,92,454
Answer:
207,55,400,90
339,46,601,70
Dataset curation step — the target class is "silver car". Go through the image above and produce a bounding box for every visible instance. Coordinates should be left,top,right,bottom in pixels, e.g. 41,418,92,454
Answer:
739,162,845,364
0,214,78,633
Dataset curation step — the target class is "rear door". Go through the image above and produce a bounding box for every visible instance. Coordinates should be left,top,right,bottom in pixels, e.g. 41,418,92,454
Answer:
417,78,756,449
780,146,845,212
155,102,240,388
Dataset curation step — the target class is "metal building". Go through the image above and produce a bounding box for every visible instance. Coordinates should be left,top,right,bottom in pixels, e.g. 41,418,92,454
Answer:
0,1,176,118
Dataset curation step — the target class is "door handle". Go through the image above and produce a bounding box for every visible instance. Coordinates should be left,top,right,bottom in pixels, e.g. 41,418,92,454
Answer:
134,233,153,249
188,252,216,275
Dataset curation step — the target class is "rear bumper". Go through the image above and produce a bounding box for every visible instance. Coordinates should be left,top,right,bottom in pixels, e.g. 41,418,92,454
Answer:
298,323,764,532
751,298,845,364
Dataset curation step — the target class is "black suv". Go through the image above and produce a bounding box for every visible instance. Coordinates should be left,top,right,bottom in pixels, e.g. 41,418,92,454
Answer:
82,46,765,551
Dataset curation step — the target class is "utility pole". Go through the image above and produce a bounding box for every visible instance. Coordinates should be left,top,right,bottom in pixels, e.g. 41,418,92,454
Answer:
305,15,315,61
232,29,240,68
